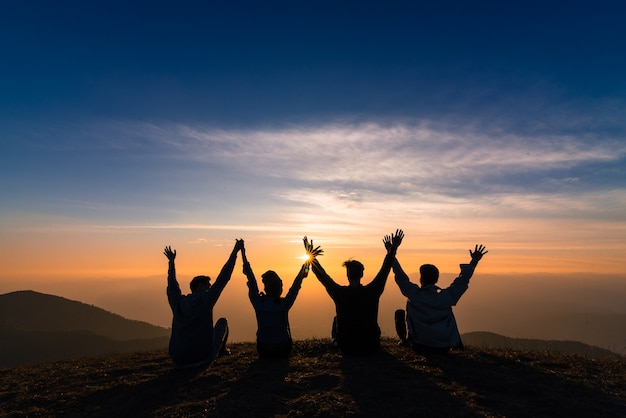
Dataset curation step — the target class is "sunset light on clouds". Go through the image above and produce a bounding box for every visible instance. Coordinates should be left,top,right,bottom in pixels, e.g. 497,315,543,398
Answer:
3,120,625,277
1,2,625,345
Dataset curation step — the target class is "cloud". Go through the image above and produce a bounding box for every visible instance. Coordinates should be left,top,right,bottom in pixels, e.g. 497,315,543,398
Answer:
16,117,623,192
167,120,623,166
145,121,626,200
5,118,625,231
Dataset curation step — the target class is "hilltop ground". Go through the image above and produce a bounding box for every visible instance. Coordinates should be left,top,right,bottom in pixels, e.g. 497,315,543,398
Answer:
1,339,624,417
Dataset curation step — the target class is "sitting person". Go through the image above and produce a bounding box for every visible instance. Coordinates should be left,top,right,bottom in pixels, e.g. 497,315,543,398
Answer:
164,239,243,367
306,230,404,355
393,244,488,354
241,239,322,358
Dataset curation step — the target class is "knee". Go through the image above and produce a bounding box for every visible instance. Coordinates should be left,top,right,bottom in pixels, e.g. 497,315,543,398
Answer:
215,317,229,334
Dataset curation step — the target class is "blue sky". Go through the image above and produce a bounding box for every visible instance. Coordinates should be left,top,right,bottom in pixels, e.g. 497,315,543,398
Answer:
1,1,625,281
3,2,626,123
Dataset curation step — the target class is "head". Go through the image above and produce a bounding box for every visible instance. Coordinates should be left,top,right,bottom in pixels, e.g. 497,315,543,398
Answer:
261,270,283,299
190,275,211,294
419,264,439,286
343,259,365,285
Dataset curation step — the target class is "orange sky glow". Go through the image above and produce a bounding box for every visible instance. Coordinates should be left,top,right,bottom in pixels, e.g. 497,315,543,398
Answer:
2,216,625,349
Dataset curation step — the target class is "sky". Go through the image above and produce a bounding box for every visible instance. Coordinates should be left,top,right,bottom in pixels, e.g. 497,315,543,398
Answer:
1,2,625,344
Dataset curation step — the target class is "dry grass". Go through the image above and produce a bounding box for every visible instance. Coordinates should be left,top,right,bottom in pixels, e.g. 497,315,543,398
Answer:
1,339,624,417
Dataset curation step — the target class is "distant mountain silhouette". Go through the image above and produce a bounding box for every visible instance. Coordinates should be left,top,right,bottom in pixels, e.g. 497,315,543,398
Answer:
445,272,626,355
462,331,621,359
2,290,621,368
0,290,169,339
0,290,170,367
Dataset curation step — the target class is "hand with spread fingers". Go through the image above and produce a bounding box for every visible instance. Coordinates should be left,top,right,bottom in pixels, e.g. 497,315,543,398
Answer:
469,244,488,266
303,236,324,259
164,246,176,262
383,229,404,252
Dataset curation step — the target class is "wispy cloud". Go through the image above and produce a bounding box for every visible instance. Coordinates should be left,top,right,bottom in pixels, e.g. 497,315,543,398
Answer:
5,118,625,231
144,121,626,206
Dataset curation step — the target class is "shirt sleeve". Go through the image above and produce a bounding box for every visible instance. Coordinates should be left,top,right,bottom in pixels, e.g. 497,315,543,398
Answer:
282,266,306,309
393,258,418,298
368,248,397,294
166,260,182,312
438,263,475,305
244,261,260,303
311,259,340,295
209,248,239,300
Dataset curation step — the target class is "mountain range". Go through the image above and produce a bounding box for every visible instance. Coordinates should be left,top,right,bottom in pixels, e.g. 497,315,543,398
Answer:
0,290,170,367
0,290,621,367
461,331,620,359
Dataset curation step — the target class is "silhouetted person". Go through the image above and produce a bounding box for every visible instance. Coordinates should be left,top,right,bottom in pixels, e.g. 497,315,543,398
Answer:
164,239,244,368
241,239,322,358
307,229,404,355
393,244,488,354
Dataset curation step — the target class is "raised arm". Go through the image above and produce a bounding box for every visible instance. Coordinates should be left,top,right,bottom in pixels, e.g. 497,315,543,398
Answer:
241,242,260,300
391,258,405,277
283,263,310,309
164,246,181,309
370,229,404,290
211,239,244,295
309,257,340,292
303,236,337,290
440,244,489,305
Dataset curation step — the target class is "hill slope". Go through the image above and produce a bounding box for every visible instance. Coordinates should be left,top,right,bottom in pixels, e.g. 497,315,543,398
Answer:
462,331,621,359
0,339,624,417
0,290,170,367
0,290,169,339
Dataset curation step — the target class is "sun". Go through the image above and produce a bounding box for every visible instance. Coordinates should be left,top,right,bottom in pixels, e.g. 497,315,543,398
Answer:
300,254,313,262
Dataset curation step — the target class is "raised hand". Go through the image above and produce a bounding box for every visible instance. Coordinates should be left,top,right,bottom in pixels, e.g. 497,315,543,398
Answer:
303,236,324,259
383,229,404,251
469,244,488,265
300,262,310,278
392,229,404,248
382,235,392,251
234,238,245,252
309,244,324,257
164,246,176,261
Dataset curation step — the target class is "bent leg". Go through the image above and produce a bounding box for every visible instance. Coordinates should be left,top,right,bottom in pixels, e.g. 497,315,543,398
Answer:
331,316,339,347
394,309,409,346
211,317,229,362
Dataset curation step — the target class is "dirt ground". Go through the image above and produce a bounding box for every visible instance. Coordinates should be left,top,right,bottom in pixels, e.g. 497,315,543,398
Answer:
1,339,624,417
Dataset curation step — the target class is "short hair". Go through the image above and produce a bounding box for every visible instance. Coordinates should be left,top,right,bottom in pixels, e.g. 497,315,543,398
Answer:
261,270,283,298
419,264,439,286
190,275,211,293
343,259,364,282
